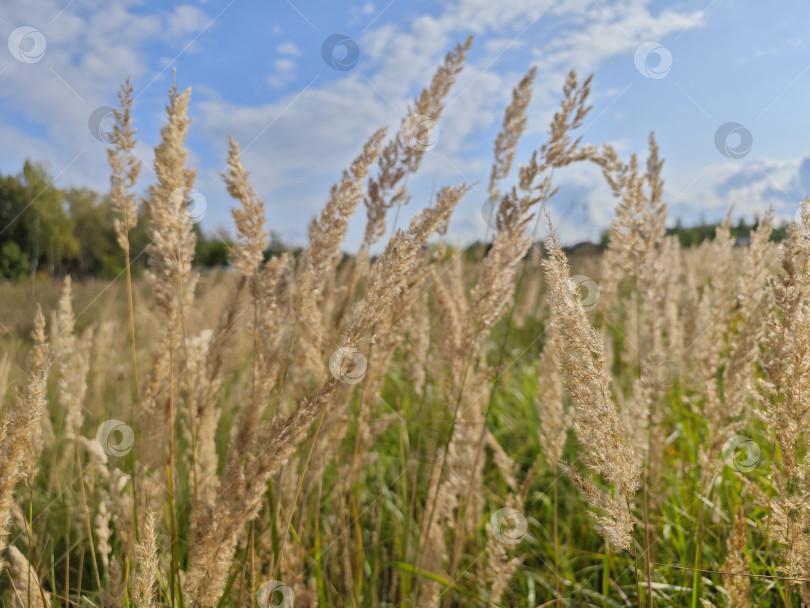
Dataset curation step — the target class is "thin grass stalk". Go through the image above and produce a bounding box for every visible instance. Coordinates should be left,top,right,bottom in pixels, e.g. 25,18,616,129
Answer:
443,412,489,608
543,218,643,602
690,486,710,608
167,341,181,608
22,486,50,608
553,472,561,608
249,521,256,608
109,78,142,404
76,449,102,591
77,548,84,606
177,278,197,504
643,479,652,608
271,390,335,584
314,476,326,606
124,251,140,401
602,536,610,608
438,71,596,601
625,495,643,605
409,338,478,607
64,500,69,605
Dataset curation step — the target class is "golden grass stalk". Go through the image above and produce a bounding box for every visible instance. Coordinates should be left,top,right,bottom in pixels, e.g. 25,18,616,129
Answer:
5,545,50,608
183,183,468,607
335,36,474,330
542,218,641,554
362,36,472,248
757,198,810,601
418,70,602,606
0,353,11,407
109,77,143,400
472,70,597,340
488,66,537,203
722,501,750,607
143,75,198,328
721,209,774,428
294,128,385,381
142,73,199,604
133,512,159,608
54,277,93,447
223,136,269,281
523,316,570,606
0,307,49,558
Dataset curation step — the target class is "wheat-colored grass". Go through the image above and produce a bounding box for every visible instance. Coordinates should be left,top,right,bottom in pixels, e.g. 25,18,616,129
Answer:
4,36,810,608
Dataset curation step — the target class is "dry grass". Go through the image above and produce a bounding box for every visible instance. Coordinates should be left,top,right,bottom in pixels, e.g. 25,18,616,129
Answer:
1,36,809,608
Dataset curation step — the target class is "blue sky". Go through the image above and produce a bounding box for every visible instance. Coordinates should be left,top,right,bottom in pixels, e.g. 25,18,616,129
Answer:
2,0,810,249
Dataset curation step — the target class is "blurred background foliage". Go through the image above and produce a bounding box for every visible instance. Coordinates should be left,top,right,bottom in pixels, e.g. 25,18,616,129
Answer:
0,158,789,281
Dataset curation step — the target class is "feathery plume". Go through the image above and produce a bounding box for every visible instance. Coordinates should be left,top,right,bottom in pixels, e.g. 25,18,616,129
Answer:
363,37,472,247
535,319,569,468
54,277,93,445
109,77,142,251
295,128,386,378
542,219,640,550
472,70,599,341
183,184,468,608
109,77,143,397
144,76,198,325
5,546,50,608
222,136,269,280
488,66,537,202
0,307,49,556
722,502,750,608
756,198,810,594
133,513,159,608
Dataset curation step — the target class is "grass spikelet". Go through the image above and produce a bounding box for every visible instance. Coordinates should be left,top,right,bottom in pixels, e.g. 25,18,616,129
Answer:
5,545,50,608
144,75,198,324
133,512,159,608
722,501,750,608
108,77,143,396
0,307,49,557
488,66,536,202
363,36,472,247
542,218,641,549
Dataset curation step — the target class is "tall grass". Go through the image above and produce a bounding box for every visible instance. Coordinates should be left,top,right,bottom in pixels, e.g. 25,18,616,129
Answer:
1,36,808,608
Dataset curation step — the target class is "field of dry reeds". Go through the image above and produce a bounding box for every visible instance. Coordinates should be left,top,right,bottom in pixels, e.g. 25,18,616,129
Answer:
2,36,809,608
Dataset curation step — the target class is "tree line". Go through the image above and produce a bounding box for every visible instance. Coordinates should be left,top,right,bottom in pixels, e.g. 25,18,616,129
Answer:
0,160,286,280
596,215,788,251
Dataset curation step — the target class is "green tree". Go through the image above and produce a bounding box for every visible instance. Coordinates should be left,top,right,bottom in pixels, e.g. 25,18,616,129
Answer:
196,229,232,267
0,241,30,279
0,160,79,275
263,230,288,260
65,187,120,276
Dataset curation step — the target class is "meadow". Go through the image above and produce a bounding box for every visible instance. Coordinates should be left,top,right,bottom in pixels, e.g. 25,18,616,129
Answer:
1,36,807,607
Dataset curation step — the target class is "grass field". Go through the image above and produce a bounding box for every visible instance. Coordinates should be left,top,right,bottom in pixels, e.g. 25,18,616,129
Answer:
1,36,808,608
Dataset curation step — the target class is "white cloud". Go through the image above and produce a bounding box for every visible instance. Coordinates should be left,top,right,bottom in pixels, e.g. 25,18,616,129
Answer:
278,41,302,56
267,57,298,89
166,5,211,39
348,2,377,26
0,0,215,194
668,157,803,223
275,58,296,73
198,75,391,190
538,7,700,75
